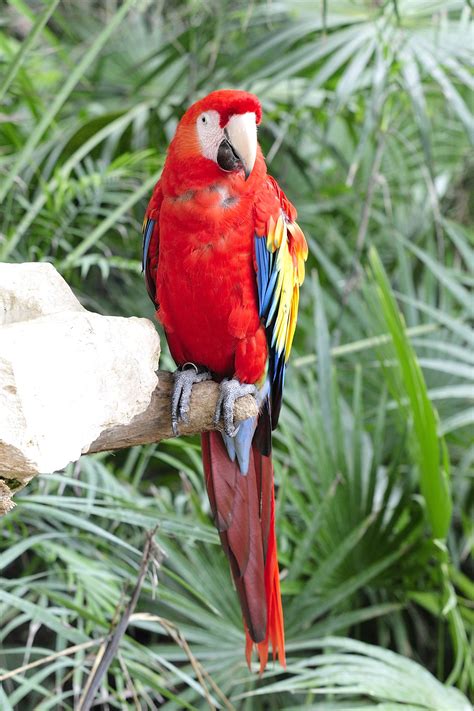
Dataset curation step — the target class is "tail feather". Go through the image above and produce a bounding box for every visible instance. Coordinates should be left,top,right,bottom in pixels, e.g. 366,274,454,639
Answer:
245,485,285,673
201,430,285,671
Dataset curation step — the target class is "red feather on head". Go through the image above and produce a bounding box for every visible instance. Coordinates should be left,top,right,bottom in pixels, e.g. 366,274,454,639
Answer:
187,89,263,127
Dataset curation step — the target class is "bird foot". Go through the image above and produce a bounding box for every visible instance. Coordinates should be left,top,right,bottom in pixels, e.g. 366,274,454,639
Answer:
213,378,257,437
171,363,211,435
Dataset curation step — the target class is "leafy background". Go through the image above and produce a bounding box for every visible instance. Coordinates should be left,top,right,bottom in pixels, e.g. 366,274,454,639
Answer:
0,0,473,708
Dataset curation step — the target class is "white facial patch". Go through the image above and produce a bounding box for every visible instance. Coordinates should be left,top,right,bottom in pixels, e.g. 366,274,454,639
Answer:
196,110,224,163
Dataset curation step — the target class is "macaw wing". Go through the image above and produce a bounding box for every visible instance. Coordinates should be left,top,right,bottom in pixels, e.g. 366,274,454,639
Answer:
142,179,163,307
254,176,308,428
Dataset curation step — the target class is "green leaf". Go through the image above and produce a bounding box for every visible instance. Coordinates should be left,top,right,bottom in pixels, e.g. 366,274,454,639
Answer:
237,637,471,710
367,248,452,539
0,0,60,105
0,0,138,204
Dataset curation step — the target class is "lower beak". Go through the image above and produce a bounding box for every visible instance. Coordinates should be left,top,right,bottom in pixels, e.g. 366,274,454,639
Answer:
219,112,257,180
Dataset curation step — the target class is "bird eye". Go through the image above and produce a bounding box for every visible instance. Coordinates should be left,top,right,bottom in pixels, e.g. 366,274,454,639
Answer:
201,115,207,124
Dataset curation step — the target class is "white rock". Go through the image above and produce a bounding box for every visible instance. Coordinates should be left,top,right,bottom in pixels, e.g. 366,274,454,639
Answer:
0,262,84,325
0,263,160,480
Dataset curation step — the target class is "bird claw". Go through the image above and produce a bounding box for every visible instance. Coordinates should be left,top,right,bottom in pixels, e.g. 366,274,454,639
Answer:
213,378,257,437
171,364,211,435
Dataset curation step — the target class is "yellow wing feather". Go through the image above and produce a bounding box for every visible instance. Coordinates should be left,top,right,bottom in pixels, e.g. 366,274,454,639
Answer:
266,214,307,362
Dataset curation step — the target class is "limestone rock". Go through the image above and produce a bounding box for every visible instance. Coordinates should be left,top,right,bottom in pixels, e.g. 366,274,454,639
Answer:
0,263,160,486
0,262,84,325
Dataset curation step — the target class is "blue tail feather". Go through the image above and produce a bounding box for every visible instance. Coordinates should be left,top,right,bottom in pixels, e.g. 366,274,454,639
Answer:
221,379,271,475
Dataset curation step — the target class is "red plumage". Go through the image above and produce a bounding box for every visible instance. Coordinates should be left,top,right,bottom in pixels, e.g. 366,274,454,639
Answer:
143,90,306,671
156,149,269,383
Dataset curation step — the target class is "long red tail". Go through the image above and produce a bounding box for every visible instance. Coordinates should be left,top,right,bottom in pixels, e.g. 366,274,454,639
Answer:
201,431,285,672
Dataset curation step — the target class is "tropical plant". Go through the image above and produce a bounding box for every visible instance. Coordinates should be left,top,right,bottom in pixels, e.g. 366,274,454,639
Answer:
0,0,472,708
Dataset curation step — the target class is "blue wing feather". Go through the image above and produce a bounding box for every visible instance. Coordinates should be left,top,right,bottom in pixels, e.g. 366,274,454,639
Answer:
254,206,307,429
142,217,156,272
255,233,283,427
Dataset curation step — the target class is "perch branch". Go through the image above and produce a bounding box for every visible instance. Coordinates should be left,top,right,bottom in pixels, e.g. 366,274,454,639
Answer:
86,370,259,454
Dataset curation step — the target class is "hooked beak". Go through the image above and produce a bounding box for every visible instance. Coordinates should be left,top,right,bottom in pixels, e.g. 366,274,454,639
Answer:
217,112,257,180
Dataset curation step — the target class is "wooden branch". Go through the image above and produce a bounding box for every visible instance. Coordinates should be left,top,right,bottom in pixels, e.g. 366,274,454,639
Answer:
87,370,258,454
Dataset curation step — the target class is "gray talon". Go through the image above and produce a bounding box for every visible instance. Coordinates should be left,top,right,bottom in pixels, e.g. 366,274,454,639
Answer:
171,365,211,435
214,378,257,437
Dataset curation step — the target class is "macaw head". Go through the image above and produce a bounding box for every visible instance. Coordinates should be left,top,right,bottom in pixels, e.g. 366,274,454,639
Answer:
165,90,263,189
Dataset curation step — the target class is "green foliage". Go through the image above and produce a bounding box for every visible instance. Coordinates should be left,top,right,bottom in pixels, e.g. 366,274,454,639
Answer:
366,247,452,540
0,0,472,708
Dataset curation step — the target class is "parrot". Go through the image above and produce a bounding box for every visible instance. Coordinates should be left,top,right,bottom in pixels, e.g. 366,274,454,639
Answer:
142,89,307,672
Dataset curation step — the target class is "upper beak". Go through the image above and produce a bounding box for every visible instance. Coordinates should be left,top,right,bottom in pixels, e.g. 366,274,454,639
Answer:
224,112,257,180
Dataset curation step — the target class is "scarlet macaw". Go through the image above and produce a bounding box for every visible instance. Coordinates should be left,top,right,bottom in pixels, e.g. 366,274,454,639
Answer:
142,90,307,672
